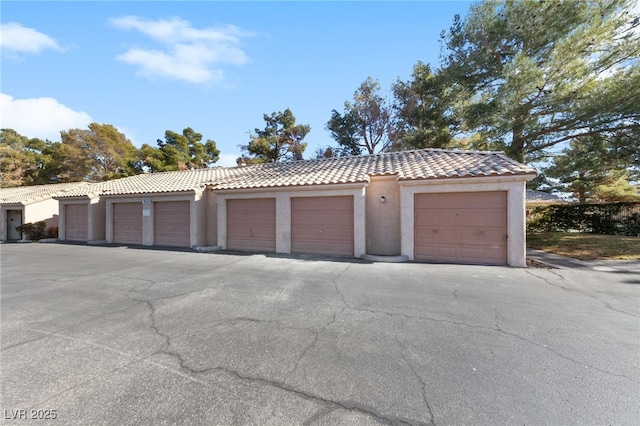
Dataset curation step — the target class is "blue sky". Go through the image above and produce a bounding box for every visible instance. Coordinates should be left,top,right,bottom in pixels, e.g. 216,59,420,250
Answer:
1,1,473,167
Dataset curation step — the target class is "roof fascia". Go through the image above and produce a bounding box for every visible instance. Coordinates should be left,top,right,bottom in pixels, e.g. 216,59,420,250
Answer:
398,174,536,187
98,189,198,199
209,182,367,194
53,193,100,201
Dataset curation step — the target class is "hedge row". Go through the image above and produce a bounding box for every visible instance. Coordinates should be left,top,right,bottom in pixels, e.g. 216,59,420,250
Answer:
527,202,640,236
15,221,58,241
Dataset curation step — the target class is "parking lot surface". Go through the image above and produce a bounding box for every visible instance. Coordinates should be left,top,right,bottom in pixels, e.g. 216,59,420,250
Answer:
1,243,639,425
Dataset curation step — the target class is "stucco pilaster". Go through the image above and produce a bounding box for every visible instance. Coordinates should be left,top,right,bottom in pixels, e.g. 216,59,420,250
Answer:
142,198,154,246
217,197,227,249
507,182,527,267
275,194,291,253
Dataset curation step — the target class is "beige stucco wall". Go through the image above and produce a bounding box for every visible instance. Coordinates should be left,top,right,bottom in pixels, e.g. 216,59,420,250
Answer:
90,197,106,240
0,206,23,241
365,176,401,256
206,191,218,246
57,197,106,242
215,184,367,257
0,199,59,241
104,191,205,248
399,177,531,267
23,198,59,230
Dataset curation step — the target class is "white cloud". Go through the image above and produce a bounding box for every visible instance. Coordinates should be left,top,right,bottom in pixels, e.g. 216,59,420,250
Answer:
0,93,92,141
109,16,253,84
0,22,65,54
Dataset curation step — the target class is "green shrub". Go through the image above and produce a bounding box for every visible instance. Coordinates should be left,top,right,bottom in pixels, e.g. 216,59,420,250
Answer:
527,202,640,235
15,221,47,241
45,227,58,239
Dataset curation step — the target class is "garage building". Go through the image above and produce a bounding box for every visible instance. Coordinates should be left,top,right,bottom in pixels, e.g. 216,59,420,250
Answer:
47,149,535,266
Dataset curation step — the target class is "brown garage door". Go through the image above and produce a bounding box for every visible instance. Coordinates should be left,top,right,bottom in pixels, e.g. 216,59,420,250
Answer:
113,202,142,245
415,191,507,265
291,196,354,256
227,198,276,252
65,204,88,241
154,201,190,247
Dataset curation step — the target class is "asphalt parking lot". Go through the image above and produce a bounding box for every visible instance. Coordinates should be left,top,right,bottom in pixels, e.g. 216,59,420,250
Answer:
1,243,639,425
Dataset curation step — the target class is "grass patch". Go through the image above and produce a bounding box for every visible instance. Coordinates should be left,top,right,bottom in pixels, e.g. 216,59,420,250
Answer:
527,232,640,260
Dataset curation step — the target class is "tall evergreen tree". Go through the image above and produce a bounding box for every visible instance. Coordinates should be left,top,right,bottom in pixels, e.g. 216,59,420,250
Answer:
391,62,458,150
140,127,220,172
57,123,141,181
0,129,48,187
327,77,392,155
438,0,640,162
545,135,638,203
243,109,310,163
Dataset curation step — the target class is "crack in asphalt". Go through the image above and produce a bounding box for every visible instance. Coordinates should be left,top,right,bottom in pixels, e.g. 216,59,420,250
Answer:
121,257,251,301
279,268,354,385
524,269,640,318
20,328,221,410
395,337,436,426
493,309,502,331
128,263,418,425
21,257,634,424
126,284,223,305
284,305,346,385
202,365,415,426
27,355,149,411
331,271,638,385
301,406,339,425
106,275,159,292
147,343,415,425
1,301,145,352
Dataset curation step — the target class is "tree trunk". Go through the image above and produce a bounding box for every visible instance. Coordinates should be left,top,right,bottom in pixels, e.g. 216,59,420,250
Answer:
507,118,526,163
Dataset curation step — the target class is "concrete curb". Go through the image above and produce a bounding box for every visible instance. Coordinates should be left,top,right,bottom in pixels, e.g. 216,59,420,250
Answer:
526,249,640,273
360,254,409,263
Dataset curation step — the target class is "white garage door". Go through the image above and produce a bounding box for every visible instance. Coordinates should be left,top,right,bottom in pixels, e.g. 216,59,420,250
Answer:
414,192,507,265
226,198,276,252
113,202,142,245
154,201,190,247
65,204,88,241
291,196,354,256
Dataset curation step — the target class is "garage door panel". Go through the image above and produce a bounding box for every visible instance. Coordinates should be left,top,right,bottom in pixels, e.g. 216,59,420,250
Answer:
113,202,142,245
484,248,507,261
478,192,507,206
65,204,88,241
293,196,352,211
294,210,352,222
457,228,505,243
291,196,353,256
154,201,190,247
459,247,482,259
416,226,460,241
414,192,507,265
227,199,276,252
292,240,352,253
459,210,505,227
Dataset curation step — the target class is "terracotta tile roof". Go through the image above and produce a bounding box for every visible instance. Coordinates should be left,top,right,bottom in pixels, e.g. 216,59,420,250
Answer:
526,189,567,205
0,182,88,204
210,149,537,190
2,149,537,199
91,167,252,196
